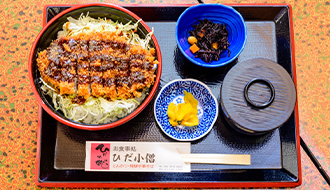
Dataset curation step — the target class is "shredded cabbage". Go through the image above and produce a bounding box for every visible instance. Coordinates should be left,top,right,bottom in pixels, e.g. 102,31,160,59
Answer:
41,78,147,124
58,13,154,50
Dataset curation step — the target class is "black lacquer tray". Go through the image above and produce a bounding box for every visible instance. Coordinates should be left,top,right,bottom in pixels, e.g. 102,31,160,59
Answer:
35,4,301,188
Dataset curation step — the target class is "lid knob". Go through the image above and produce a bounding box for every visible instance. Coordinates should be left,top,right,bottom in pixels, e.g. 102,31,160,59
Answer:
243,78,275,109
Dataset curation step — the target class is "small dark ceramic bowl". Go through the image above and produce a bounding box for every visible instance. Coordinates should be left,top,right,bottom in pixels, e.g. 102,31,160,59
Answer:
176,4,247,68
28,3,162,130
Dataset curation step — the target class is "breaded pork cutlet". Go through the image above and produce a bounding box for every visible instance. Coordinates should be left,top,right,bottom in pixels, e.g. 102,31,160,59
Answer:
36,31,157,104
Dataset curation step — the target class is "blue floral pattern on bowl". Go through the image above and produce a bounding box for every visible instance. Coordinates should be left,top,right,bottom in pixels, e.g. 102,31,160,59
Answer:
154,79,218,141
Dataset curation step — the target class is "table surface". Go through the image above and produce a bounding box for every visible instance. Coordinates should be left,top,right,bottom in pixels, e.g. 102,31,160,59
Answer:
0,0,329,189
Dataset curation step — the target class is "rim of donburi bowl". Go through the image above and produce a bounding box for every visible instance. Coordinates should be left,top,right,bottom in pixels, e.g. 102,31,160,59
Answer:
28,3,162,130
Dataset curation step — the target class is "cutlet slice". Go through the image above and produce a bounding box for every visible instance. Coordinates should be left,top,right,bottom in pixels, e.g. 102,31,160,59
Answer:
130,70,145,97
129,58,145,98
143,57,157,89
116,56,132,99
102,51,118,101
89,35,105,98
60,57,76,95
59,38,77,96
77,59,90,99
116,75,132,99
71,35,90,100
90,57,104,97
37,42,63,92
128,45,156,97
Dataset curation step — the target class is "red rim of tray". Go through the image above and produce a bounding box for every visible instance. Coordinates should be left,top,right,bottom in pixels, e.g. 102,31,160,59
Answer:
28,3,162,131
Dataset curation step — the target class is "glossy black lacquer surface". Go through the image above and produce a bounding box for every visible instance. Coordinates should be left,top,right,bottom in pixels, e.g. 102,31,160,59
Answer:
38,5,300,185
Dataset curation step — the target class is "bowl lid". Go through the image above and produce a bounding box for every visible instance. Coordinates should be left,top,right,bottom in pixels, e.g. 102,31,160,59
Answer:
220,58,296,133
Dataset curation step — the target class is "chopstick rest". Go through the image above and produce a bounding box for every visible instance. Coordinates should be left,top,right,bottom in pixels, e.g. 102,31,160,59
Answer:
180,154,251,165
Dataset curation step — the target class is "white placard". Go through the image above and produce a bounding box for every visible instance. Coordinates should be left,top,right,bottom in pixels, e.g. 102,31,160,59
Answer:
85,141,191,172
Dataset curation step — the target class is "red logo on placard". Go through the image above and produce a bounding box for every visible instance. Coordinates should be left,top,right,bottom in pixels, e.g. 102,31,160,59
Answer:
90,143,110,170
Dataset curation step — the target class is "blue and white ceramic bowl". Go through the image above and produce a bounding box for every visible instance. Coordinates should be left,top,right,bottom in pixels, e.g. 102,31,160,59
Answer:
154,79,218,141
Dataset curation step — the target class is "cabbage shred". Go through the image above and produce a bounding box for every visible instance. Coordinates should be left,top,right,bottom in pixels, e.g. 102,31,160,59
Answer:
58,13,154,50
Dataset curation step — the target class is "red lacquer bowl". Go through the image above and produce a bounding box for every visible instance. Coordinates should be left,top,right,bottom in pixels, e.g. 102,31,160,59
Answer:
28,3,162,130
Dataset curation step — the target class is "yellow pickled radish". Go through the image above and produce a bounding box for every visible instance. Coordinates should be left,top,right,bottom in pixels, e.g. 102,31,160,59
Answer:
167,91,199,127
167,102,178,126
181,114,199,126
184,90,198,108
177,103,193,121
